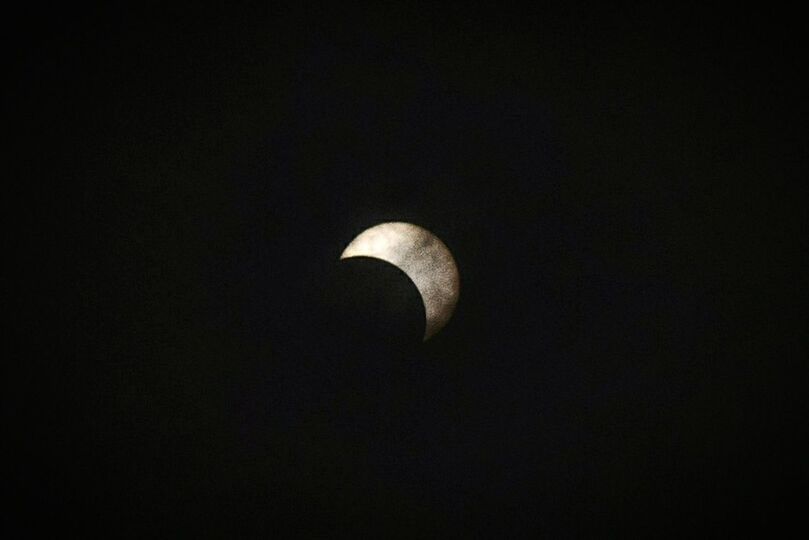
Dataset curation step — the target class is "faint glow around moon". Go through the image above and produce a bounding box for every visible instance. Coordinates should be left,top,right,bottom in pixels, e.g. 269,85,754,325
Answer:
340,222,460,341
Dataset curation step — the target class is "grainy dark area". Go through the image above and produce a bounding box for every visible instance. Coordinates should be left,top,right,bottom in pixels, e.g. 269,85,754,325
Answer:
7,4,804,537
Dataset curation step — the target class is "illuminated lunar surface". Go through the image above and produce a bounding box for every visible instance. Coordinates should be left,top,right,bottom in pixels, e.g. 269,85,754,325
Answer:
340,222,460,341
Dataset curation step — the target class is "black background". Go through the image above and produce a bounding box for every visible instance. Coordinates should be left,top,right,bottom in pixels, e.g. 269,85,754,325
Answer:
8,4,805,537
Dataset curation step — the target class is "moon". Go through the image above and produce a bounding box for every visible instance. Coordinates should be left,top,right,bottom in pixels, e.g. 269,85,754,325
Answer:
340,222,460,341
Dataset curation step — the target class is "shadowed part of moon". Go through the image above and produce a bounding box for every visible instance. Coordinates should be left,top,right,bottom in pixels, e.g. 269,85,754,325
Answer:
329,257,426,348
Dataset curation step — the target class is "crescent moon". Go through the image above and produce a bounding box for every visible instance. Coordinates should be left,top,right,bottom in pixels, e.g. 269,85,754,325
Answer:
340,222,460,341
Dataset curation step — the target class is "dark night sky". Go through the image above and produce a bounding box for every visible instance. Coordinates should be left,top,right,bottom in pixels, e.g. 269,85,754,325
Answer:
9,4,805,537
